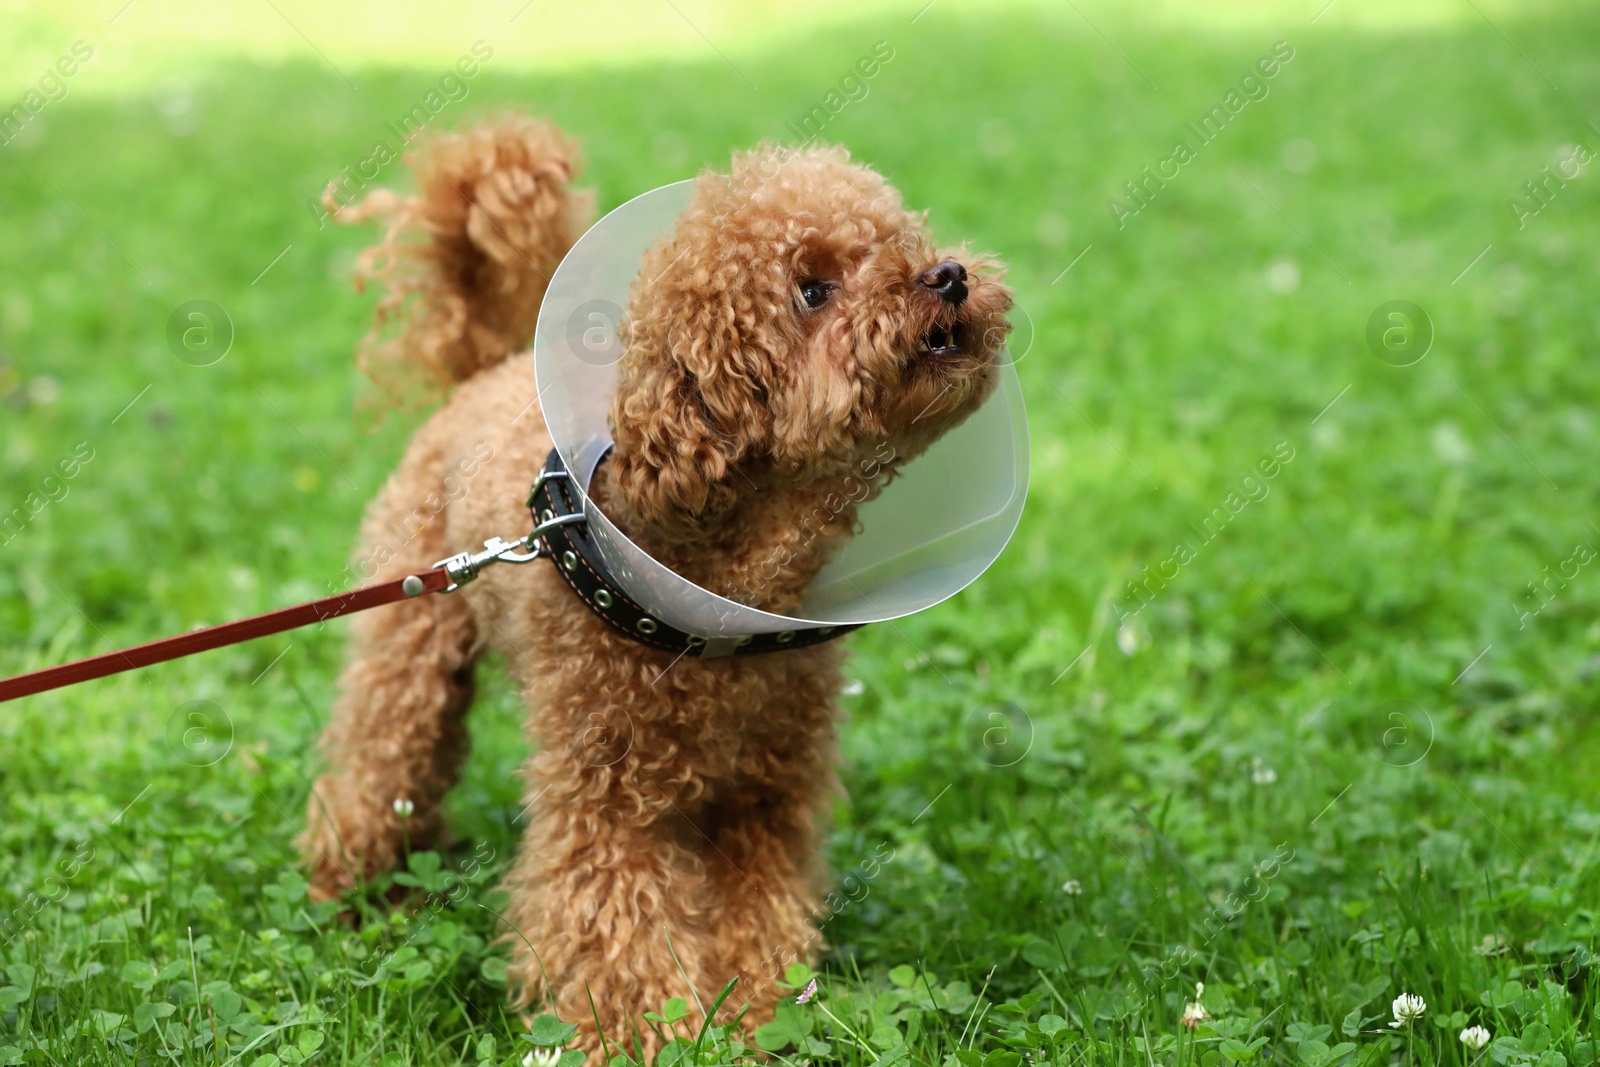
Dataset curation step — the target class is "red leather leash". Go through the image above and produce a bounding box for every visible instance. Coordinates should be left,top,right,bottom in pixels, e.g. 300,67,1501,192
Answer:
0,568,451,704
0,486,588,705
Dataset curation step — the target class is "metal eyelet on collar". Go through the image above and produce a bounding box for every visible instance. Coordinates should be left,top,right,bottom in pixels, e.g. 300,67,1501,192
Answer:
637,617,658,634
594,589,613,609
777,630,796,643
562,550,578,572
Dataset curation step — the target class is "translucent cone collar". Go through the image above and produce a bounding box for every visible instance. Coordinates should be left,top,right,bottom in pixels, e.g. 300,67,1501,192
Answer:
533,181,1029,638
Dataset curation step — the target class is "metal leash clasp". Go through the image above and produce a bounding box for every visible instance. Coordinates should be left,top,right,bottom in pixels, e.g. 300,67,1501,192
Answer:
433,511,585,593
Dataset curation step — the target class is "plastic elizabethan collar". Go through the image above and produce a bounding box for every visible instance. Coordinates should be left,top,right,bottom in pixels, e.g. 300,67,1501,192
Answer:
532,180,1029,638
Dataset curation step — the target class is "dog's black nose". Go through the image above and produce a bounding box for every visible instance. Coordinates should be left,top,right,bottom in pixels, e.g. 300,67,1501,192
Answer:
919,260,968,306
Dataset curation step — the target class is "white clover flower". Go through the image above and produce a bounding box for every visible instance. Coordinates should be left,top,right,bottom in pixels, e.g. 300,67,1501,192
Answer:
1390,993,1426,1028
1062,879,1083,896
392,798,415,819
1249,757,1277,785
28,375,61,406
1460,1026,1490,1050
523,1049,561,1067
1181,982,1209,1030
1116,623,1144,655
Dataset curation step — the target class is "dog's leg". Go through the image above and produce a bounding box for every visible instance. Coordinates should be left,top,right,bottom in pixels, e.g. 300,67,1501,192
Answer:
694,735,839,1036
500,725,728,1055
504,809,718,1053
302,469,481,899
303,593,478,898
703,801,830,1028
499,687,839,1051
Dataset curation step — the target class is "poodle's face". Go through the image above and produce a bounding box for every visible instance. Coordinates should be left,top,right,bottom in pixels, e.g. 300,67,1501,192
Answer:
611,145,1012,531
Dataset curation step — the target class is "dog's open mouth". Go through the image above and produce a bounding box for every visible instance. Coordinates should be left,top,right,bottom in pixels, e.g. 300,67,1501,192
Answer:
918,323,964,358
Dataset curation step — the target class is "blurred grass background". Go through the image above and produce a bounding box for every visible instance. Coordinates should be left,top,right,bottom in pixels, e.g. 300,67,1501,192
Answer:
2,0,1600,1063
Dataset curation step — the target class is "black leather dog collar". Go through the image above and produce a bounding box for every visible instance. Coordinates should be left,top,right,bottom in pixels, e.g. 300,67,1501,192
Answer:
528,448,861,658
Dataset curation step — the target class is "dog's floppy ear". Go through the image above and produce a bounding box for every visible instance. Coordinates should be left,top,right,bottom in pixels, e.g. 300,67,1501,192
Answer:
608,234,777,534
609,348,759,534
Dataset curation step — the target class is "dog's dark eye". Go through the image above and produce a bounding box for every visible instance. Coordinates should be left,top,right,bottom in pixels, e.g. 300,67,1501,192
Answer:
799,280,832,310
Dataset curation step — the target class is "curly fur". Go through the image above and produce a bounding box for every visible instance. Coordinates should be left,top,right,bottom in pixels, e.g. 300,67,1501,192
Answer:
302,115,1010,1054
328,114,594,404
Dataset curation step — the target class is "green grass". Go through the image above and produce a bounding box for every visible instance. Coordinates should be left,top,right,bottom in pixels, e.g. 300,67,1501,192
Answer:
4,1,1600,1064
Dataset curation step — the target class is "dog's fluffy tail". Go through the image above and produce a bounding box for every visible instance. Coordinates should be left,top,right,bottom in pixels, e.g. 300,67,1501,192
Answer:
330,114,594,401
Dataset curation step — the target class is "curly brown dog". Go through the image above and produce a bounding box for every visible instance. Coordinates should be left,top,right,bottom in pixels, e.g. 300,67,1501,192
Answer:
300,113,1011,1049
